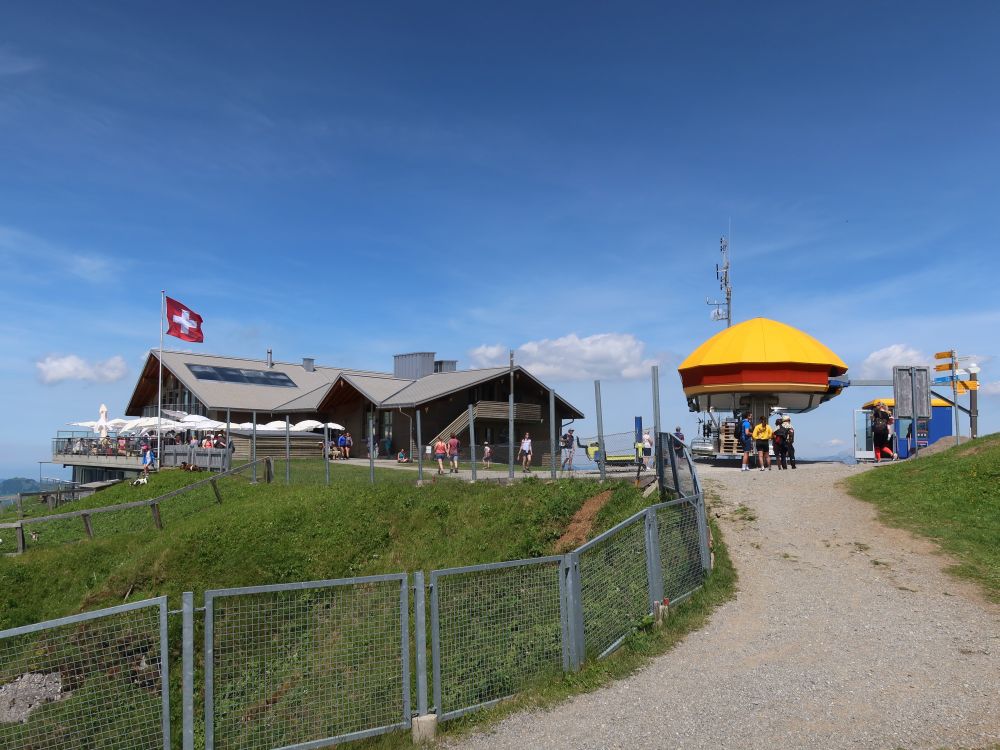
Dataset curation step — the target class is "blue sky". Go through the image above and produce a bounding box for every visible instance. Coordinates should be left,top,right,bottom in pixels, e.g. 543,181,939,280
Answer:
1,2,998,479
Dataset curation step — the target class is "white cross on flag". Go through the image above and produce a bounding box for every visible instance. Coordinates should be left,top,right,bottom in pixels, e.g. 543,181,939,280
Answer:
165,296,204,343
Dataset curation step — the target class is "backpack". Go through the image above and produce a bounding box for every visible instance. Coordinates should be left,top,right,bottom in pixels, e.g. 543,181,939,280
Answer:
773,428,785,447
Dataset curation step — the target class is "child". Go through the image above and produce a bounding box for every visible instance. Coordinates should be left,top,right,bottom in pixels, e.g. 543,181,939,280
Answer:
397,449,410,463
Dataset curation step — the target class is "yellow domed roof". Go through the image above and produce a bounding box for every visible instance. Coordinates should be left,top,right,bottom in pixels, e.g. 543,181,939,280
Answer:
678,318,847,374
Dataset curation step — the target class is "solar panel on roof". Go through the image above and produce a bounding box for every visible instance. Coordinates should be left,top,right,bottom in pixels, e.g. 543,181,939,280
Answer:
187,364,297,387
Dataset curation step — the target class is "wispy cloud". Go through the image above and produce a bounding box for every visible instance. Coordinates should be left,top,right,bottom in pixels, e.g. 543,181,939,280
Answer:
827,438,845,447
979,381,1000,397
0,46,40,77
0,225,124,285
36,354,127,384
470,332,658,380
856,344,928,379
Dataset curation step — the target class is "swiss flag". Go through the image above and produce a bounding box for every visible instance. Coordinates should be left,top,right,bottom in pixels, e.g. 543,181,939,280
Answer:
165,297,204,342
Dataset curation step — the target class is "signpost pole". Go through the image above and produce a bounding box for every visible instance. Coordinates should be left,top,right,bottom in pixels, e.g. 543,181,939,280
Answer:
952,350,962,445
909,367,918,458
970,368,979,439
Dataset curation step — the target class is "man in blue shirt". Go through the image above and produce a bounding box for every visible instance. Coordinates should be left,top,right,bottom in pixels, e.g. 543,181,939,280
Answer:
740,412,753,472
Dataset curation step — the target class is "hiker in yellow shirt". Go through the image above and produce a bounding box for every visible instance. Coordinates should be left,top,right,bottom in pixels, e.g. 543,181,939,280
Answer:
751,415,773,471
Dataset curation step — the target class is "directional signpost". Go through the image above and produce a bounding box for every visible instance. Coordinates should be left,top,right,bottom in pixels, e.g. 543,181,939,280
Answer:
934,350,961,444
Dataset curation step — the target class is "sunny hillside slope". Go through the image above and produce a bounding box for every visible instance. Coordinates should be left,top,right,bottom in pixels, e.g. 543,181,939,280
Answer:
845,432,1000,601
0,465,647,628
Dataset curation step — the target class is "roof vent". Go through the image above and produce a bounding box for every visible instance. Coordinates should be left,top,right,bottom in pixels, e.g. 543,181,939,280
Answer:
302,357,315,372
266,349,273,368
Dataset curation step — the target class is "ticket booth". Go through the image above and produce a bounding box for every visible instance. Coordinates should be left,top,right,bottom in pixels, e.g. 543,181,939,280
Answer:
853,398,953,461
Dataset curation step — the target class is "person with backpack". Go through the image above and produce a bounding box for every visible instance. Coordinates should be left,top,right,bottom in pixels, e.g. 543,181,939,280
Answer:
740,412,754,471
782,416,796,468
772,417,789,470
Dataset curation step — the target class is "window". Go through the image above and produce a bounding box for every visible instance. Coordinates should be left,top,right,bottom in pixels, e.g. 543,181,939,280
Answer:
186,364,297,387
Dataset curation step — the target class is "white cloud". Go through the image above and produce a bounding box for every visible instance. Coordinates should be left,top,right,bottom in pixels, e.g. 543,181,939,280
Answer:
857,344,928,379
827,438,845,447
979,381,1000,397
469,333,658,380
36,355,127,384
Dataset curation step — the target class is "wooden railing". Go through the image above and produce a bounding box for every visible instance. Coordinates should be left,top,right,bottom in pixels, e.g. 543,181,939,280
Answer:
0,458,273,555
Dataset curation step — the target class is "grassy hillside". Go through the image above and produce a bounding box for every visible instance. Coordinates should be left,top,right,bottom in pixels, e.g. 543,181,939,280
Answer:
0,463,646,628
845,432,1000,600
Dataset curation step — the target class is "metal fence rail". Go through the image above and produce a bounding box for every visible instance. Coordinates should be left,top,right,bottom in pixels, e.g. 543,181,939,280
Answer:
204,574,410,750
430,557,566,721
0,597,170,750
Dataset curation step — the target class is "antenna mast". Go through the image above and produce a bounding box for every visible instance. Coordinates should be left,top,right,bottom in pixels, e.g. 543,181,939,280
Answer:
706,235,732,327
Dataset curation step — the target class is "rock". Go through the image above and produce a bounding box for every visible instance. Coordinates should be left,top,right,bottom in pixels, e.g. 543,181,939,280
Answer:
0,672,69,724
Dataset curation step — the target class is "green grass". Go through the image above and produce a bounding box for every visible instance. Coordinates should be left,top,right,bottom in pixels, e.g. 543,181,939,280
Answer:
845,432,1000,601
0,461,723,750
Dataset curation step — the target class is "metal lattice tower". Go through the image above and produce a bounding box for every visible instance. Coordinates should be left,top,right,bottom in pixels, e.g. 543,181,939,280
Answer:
706,235,732,327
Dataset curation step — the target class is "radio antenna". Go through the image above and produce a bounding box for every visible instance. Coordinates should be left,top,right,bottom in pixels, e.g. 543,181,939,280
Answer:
706,232,732,327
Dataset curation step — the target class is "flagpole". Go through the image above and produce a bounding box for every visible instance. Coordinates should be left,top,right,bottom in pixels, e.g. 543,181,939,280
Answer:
157,290,165,462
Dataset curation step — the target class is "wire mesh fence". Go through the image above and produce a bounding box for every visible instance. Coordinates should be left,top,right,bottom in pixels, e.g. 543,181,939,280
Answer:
204,575,410,750
430,557,566,721
656,498,707,603
0,598,169,750
7,440,710,747
573,514,651,659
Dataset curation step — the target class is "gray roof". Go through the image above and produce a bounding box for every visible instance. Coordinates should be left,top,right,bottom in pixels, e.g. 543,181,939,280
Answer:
382,367,510,407
129,350,584,417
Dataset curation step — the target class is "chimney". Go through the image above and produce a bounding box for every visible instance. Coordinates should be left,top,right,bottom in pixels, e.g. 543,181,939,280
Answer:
266,349,273,368
302,357,315,372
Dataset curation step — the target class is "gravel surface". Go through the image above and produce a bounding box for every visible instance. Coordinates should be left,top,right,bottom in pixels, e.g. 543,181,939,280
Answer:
446,461,1000,750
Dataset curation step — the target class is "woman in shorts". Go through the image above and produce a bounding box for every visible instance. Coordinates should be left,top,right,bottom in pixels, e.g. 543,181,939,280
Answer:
519,432,533,473
433,438,448,475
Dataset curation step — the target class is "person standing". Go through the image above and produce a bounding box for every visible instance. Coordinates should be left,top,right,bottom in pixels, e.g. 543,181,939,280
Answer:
772,417,789,470
337,432,347,459
483,441,493,469
642,430,654,468
447,433,461,473
783,416,796,468
519,432,533,473
141,443,156,476
752,415,773,471
344,432,353,460
560,429,575,473
740,412,753,471
433,438,448,475
871,401,895,462
672,426,685,459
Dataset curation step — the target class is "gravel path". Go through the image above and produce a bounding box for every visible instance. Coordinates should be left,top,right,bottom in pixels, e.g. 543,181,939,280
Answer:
446,461,1000,750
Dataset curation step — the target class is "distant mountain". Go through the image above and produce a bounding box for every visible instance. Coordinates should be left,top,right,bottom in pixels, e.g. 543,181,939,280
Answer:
0,477,41,495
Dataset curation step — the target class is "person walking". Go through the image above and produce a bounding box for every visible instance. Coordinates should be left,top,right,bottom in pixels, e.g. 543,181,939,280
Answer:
518,432,533,473
752,415,773,471
560,429,575,473
447,433,461,473
433,437,448,475
740,412,753,471
344,432,353,460
141,443,156,476
482,441,493,469
642,429,654,469
673,426,685,459
772,417,789,470
782,416,796,468
337,432,347,459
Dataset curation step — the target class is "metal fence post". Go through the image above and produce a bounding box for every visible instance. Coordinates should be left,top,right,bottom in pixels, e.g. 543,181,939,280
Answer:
368,413,375,485
182,591,195,750
324,424,330,485
430,573,441,714
204,592,215,750
467,405,477,482
159,598,172,750
285,415,291,484
416,409,424,481
695,490,712,572
413,572,429,716
508,350,515,480
563,553,585,669
644,508,664,609
549,389,557,479
595,380,606,481
251,410,257,483
668,434,681,493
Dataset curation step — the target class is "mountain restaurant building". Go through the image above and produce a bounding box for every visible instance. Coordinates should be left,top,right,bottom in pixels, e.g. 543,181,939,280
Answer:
51,350,583,481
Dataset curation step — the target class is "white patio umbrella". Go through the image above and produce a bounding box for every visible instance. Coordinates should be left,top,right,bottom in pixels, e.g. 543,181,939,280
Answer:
181,415,226,430
291,419,325,431
326,422,345,430
262,420,287,430
106,418,131,431
68,420,100,429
